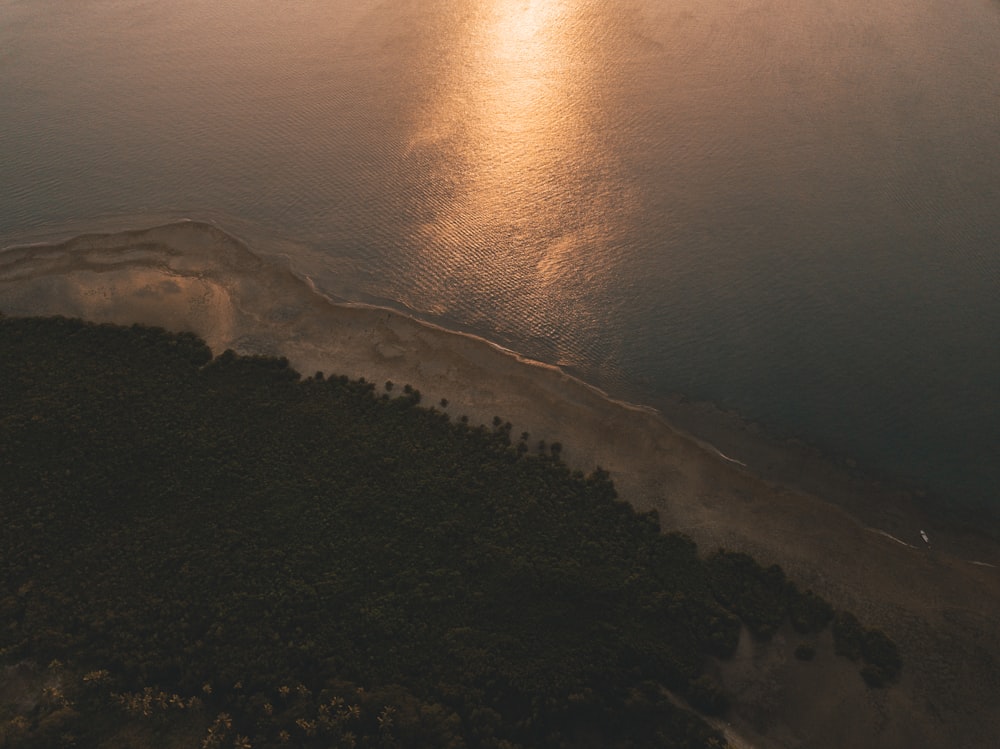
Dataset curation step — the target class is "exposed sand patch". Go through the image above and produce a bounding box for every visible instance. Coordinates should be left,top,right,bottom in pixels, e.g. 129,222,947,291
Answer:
2,221,998,748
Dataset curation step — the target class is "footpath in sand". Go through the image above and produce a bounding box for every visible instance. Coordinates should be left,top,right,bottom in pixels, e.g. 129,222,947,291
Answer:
2,222,999,749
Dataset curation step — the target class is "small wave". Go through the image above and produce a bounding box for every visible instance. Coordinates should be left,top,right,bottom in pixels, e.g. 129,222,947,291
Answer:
707,446,747,467
865,528,917,549
862,527,999,569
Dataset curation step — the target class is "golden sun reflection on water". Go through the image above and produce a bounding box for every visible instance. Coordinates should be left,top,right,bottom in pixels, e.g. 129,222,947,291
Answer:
406,0,632,294
481,0,571,131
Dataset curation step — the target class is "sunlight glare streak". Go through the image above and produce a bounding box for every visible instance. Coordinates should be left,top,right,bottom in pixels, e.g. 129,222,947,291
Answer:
404,0,635,334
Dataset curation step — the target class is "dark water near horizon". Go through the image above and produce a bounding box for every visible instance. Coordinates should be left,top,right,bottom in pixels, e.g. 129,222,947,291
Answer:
2,0,999,512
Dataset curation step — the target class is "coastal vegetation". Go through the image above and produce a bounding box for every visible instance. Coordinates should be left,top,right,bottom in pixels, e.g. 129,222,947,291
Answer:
0,315,899,748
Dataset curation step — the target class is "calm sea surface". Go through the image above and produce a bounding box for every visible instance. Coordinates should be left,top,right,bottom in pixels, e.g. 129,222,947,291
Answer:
2,0,998,511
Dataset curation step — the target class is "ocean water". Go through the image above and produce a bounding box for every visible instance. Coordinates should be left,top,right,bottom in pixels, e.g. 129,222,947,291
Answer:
1,0,998,513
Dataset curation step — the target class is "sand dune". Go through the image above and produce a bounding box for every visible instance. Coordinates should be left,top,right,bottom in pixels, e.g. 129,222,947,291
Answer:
2,221,998,748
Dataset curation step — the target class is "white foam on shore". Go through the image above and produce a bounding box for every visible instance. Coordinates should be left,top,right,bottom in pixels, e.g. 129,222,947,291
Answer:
862,527,1000,570
708,445,748,467
865,528,918,549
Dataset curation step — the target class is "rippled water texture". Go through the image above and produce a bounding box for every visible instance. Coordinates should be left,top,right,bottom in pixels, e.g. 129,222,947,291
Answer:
1,0,998,509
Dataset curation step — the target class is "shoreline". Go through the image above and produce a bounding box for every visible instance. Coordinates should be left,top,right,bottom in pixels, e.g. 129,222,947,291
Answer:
3,221,1000,747
4,218,993,556
2,218,994,547
649,388,1000,564
0,220,995,562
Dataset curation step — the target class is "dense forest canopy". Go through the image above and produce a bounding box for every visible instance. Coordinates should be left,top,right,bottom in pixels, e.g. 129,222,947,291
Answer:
0,315,899,748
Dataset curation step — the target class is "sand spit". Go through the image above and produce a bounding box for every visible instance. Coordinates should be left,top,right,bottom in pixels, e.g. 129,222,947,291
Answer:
2,221,999,748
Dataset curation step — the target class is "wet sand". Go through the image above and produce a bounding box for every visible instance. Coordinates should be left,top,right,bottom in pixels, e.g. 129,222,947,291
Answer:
2,221,999,748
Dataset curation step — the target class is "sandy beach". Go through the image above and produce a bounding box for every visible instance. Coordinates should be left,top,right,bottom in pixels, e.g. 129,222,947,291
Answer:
2,221,998,748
